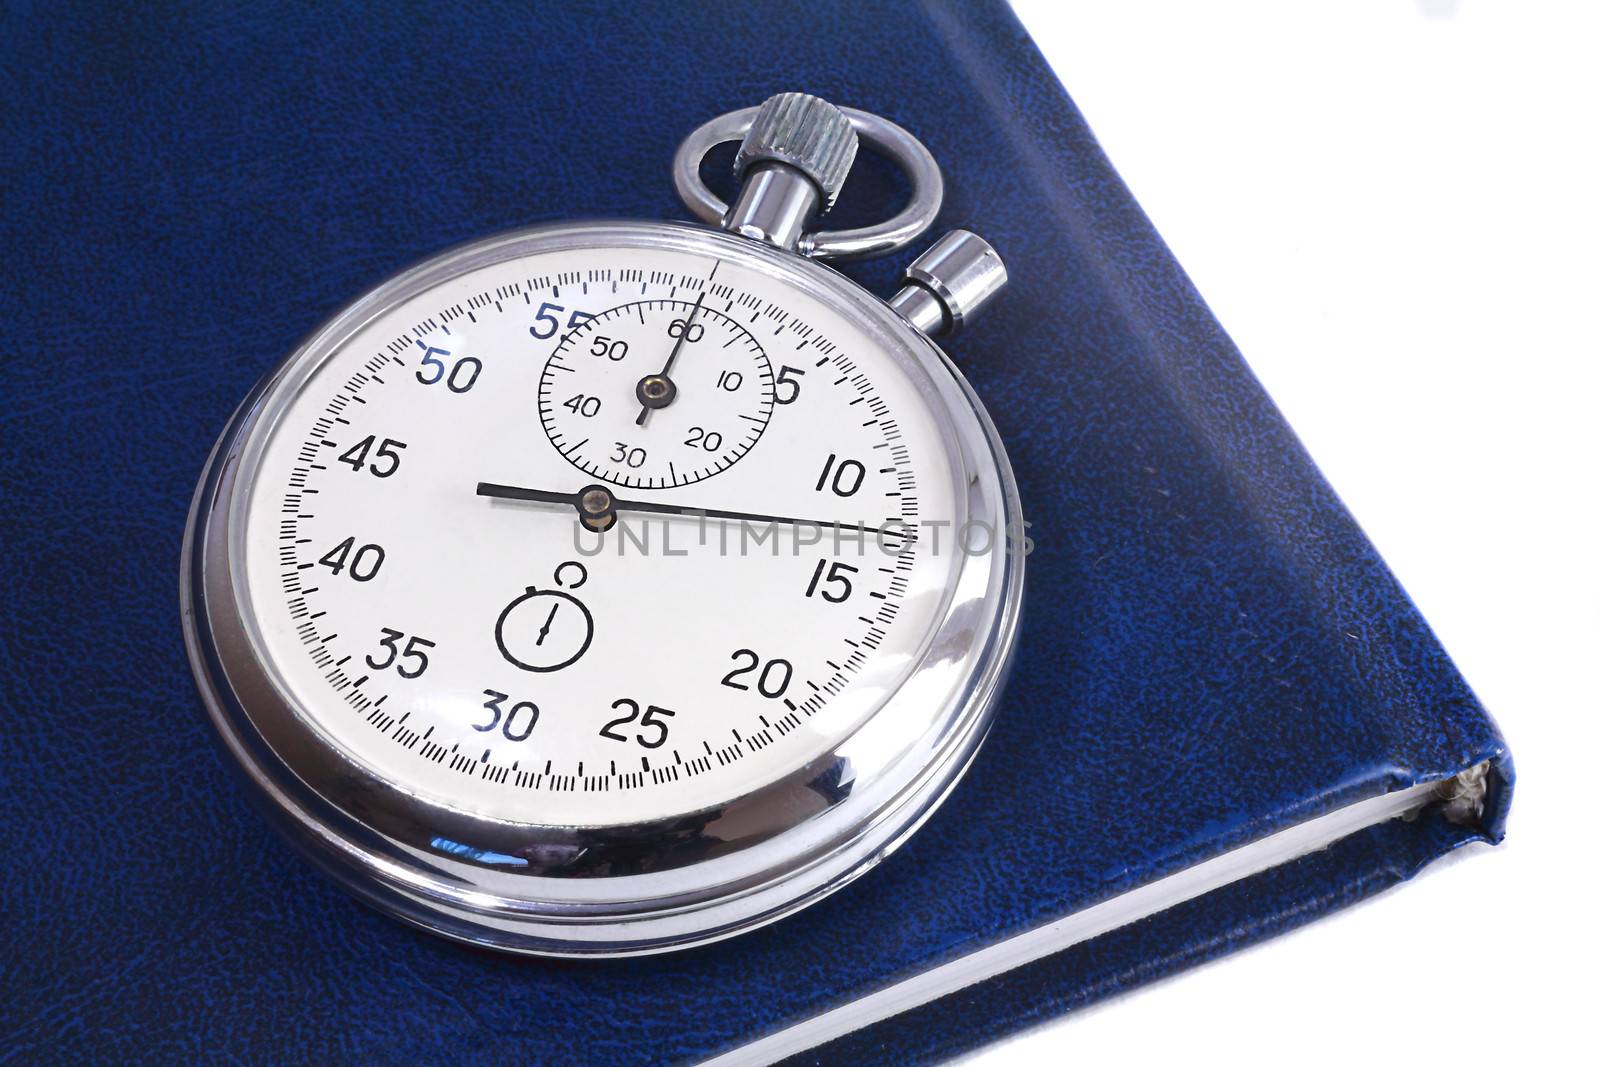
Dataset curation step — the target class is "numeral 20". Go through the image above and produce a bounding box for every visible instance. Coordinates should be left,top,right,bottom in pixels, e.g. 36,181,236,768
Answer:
684,426,722,451
722,650,793,698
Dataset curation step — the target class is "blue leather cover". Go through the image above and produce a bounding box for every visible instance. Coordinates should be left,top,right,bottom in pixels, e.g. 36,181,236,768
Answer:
0,1,1511,1062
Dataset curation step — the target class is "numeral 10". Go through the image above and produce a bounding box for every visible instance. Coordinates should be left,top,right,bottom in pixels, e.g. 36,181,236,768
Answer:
815,453,866,496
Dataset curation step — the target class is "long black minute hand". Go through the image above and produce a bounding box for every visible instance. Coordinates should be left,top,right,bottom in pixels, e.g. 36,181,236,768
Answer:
475,481,894,537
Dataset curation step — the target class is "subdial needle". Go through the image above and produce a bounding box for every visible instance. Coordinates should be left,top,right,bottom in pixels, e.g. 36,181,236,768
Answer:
476,481,896,538
634,290,706,426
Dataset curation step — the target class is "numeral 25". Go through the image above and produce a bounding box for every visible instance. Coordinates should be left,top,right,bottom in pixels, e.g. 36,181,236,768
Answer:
599,699,674,748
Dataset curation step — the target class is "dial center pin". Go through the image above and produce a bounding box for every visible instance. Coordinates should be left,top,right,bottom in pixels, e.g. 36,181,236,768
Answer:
578,484,617,532
635,373,677,410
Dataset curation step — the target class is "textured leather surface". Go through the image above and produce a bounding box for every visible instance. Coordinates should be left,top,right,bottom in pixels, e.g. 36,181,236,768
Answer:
1,1,1510,1063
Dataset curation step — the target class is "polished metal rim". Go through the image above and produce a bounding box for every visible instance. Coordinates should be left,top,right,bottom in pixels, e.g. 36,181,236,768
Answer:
672,105,944,261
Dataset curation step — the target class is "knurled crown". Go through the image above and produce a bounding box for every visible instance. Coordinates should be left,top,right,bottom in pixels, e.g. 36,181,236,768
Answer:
734,93,858,212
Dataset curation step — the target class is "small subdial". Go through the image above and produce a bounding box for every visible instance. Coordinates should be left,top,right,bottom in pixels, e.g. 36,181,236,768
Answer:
537,298,775,488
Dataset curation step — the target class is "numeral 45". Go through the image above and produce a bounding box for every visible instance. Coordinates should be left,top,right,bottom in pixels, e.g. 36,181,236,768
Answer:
338,435,406,477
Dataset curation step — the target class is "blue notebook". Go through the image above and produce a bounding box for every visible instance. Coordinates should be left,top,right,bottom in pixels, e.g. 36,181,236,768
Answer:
0,2,1511,1062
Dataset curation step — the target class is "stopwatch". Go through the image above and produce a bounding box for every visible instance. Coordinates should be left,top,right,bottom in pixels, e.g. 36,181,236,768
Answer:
182,93,1024,955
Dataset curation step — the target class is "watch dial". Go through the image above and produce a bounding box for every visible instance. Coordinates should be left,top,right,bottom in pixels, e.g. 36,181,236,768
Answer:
539,297,775,488
241,236,967,826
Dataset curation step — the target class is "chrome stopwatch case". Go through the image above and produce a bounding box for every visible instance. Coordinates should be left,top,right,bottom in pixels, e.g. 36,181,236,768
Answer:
182,93,1024,955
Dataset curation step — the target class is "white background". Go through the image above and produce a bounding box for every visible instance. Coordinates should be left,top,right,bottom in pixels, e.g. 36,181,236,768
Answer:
972,3,1600,1062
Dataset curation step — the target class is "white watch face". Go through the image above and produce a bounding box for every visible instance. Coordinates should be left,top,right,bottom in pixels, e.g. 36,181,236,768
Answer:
240,235,968,826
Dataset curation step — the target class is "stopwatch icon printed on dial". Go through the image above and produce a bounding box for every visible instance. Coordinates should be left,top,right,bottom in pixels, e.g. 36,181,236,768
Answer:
494,561,593,673
537,294,777,488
